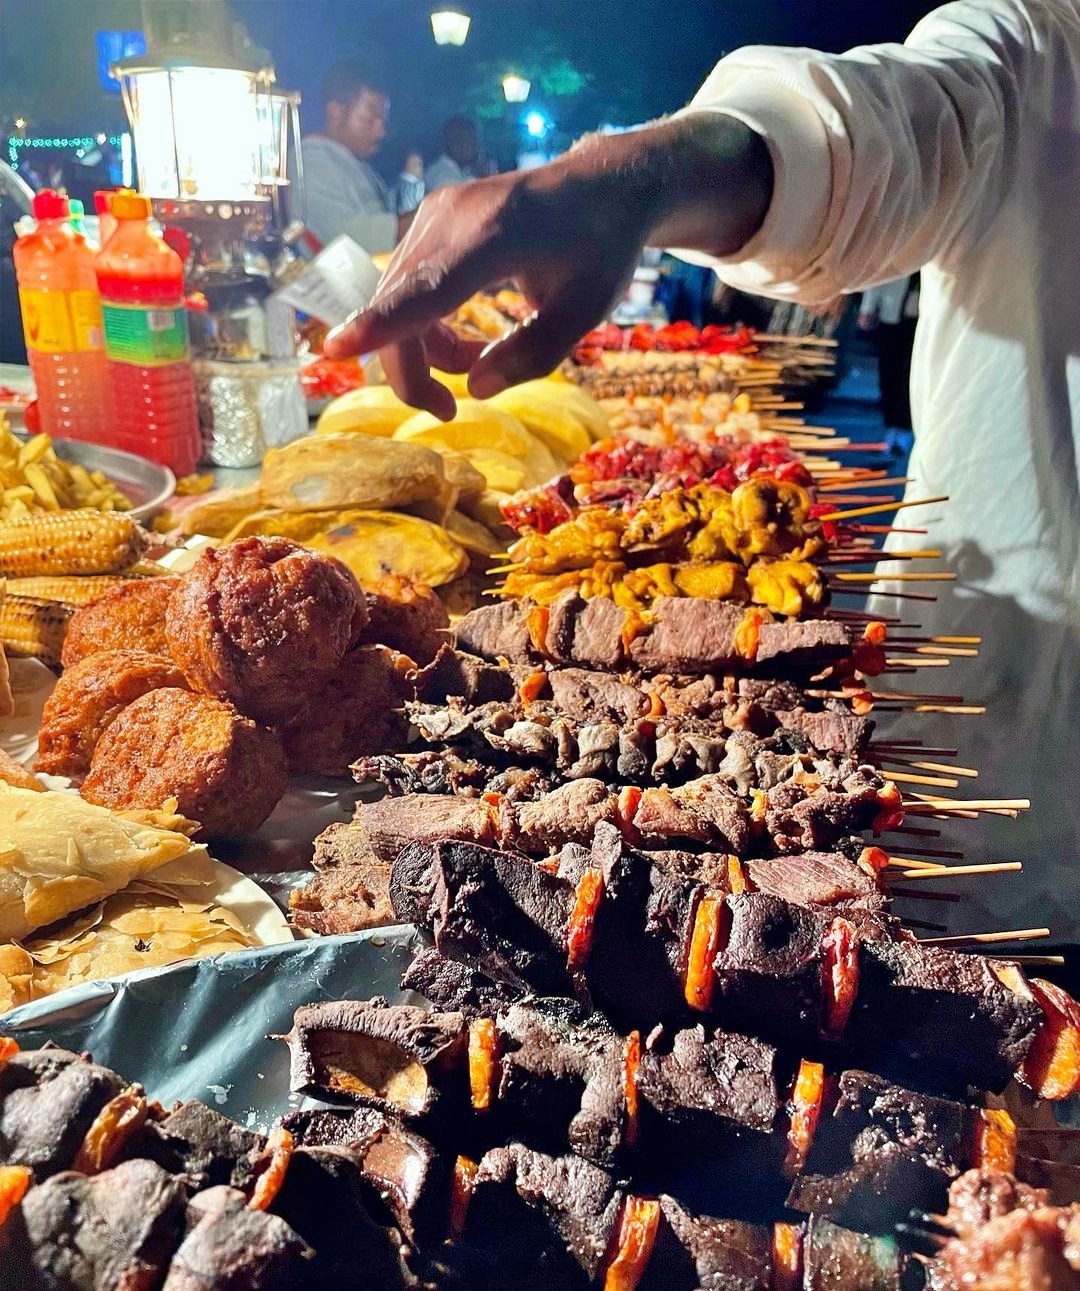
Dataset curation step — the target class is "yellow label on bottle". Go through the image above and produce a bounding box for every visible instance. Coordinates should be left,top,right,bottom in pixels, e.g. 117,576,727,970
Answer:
18,288,104,355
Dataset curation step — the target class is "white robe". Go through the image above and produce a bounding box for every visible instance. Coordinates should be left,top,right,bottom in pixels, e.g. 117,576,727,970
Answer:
679,0,1080,936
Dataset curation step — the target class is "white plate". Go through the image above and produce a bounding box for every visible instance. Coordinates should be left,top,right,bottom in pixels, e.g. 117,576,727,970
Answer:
140,850,293,948
0,657,56,768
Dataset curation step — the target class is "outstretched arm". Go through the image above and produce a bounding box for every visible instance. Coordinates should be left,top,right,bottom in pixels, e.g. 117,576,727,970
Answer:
325,115,772,417
326,0,1075,416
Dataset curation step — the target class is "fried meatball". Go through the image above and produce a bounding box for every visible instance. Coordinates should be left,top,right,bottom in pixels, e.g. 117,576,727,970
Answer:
60,577,183,669
81,688,287,838
165,537,365,726
360,573,449,667
281,645,414,776
36,649,188,780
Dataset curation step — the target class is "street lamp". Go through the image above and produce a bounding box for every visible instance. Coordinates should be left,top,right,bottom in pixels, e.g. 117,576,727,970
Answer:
524,110,549,139
502,74,531,103
430,10,470,46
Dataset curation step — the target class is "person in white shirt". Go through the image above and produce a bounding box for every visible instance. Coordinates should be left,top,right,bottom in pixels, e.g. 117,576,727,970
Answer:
300,61,414,254
425,117,480,192
326,0,1080,937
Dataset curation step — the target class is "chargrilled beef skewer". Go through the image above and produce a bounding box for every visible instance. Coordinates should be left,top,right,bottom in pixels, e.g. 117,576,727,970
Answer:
351,766,900,866
413,645,873,758
451,1142,912,1291
369,702,866,796
283,994,1017,1232
454,593,876,678
390,824,1065,1100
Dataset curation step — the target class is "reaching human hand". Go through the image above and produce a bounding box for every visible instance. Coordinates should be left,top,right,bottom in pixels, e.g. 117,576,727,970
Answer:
324,115,772,417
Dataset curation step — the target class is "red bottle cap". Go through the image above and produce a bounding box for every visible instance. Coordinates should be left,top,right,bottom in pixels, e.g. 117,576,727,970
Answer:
31,189,70,220
93,189,116,216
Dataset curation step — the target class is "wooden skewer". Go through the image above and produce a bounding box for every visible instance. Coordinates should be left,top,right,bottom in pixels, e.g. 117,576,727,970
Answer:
884,657,953,667
889,635,982,645
889,862,1022,881
832,589,940,602
913,704,986,714
832,571,956,582
887,770,959,789
904,917,949,933
880,757,979,779
756,333,839,345
890,824,943,837
818,495,949,522
988,954,1066,966
919,928,1051,946
886,845,966,859
850,524,929,535
904,797,1029,812
885,857,946,871
891,646,979,658
889,888,963,903
818,476,914,492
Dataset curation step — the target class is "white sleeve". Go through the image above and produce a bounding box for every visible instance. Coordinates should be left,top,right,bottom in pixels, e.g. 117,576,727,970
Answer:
675,0,1080,305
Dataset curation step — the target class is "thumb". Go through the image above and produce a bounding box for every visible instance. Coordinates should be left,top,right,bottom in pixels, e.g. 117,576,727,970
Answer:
467,292,612,398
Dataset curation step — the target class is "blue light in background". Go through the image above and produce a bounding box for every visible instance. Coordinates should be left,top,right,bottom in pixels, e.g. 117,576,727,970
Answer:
95,29,147,93
524,110,550,139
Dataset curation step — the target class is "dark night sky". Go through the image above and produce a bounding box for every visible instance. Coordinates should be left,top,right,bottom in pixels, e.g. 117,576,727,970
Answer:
2,0,940,171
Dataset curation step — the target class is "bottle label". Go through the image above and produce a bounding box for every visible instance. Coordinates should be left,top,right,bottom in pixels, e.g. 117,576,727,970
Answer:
101,302,190,367
18,288,104,354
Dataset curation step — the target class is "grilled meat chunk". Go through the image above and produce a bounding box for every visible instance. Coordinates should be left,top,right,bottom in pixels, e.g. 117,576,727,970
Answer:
161,1184,313,1290
786,1069,973,1231
285,999,467,1118
0,1048,125,1180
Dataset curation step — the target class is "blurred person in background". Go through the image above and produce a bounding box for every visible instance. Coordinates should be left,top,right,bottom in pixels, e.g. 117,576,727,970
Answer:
326,0,1080,940
425,116,480,192
300,60,414,254
394,150,426,215
859,275,919,451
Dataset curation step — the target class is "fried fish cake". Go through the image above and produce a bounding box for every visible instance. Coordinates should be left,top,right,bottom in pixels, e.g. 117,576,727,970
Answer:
60,577,183,669
165,537,365,725
81,688,286,839
281,645,414,776
36,649,188,780
360,573,449,667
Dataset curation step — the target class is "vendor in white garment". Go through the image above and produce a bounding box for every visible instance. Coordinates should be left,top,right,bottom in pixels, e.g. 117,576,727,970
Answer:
300,61,415,254
326,0,1080,938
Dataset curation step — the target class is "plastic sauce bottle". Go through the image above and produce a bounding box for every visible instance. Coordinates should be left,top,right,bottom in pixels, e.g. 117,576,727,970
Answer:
68,199,87,238
95,191,200,475
13,189,109,443
94,189,120,249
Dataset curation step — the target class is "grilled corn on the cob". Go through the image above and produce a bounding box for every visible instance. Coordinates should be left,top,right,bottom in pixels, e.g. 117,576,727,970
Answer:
0,595,72,666
5,575,136,608
0,510,148,577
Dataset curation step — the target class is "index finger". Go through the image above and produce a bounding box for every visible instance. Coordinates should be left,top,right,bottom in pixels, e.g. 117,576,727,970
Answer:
325,243,504,360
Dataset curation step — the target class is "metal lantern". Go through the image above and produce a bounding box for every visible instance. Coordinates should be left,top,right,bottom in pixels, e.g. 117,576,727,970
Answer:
502,74,531,103
430,9,471,46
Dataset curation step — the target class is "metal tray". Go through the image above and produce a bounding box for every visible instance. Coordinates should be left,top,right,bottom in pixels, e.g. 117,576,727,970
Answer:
47,437,176,521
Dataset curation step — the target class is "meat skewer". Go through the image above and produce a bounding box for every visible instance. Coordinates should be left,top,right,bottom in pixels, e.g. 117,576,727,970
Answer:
453,593,882,679
350,764,901,863
388,823,1080,1102
283,990,1029,1234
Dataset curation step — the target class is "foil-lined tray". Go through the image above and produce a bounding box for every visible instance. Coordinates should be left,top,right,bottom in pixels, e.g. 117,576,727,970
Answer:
0,928,422,1129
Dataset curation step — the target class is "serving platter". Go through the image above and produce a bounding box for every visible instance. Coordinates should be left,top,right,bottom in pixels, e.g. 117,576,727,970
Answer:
45,436,176,521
